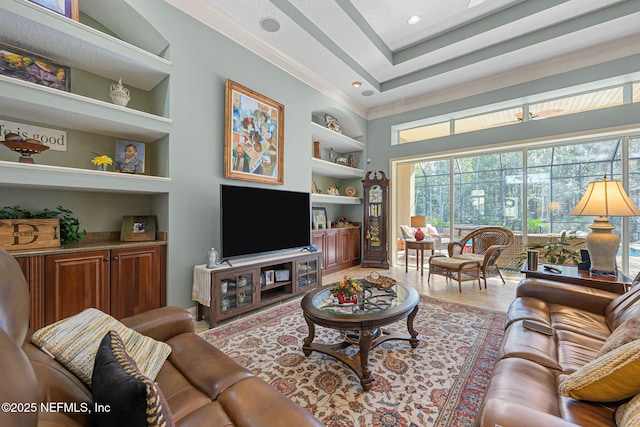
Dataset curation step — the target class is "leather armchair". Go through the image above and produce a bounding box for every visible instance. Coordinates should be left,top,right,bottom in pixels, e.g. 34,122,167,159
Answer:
0,248,322,427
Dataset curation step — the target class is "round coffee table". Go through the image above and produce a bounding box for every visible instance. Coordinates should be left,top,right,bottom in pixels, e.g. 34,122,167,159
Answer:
301,281,419,391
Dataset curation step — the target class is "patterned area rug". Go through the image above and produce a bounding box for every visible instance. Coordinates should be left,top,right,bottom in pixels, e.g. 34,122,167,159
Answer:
200,296,505,427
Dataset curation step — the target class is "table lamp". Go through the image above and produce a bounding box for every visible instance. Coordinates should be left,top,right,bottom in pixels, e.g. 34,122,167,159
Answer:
570,175,640,275
410,215,427,241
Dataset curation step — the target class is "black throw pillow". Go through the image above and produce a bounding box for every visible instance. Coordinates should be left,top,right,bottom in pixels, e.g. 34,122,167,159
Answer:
92,330,174,427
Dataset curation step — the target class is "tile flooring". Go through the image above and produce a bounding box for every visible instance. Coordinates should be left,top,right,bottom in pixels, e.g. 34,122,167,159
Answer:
192,264,520,334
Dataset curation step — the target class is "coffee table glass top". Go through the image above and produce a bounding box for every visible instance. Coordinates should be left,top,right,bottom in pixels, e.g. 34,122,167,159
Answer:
311,280,412,316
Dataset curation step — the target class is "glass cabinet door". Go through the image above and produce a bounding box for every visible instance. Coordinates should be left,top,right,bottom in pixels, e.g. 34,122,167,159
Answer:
219,271,254,313
297,258,318,290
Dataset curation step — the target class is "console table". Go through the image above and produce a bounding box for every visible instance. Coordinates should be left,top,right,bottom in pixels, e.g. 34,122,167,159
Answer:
522,264,630,294
405,239,434,276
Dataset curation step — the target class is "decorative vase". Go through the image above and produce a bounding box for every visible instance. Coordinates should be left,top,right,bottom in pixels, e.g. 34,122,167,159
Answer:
96,164,107,171
337,294,357,304
109,78,131,107
414,228,425,241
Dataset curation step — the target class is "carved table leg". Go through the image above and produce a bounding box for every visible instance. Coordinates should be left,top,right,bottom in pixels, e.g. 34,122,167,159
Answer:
407,305,419,348
302,313,316,357
359,326,375,391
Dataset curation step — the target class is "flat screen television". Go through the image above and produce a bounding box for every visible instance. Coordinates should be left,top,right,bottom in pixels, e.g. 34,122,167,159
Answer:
221,184,311,259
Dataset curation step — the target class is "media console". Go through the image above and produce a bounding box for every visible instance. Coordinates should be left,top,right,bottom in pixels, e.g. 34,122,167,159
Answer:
195,249,322,327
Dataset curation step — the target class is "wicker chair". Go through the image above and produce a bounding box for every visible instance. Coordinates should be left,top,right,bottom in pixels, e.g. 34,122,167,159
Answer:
428,226,514,290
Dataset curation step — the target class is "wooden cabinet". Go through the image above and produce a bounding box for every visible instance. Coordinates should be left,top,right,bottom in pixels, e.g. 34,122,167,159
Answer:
312,226,361,274
45,251,111,325
14,242,166,330
204,251,321,327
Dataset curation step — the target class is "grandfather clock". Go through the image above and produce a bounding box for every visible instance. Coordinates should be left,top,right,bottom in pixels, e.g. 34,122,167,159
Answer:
361,170,389,269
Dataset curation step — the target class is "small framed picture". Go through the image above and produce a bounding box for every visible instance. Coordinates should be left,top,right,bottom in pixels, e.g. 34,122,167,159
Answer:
28,0,79,20
115,140,145,174
312,207,327,229
275,269,290,282
264,270,275,285
0,43,70,91
120,216,157,242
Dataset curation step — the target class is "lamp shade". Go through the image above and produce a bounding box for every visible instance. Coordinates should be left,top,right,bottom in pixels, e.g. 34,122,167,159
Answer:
410,216,427,228
570,177,640,217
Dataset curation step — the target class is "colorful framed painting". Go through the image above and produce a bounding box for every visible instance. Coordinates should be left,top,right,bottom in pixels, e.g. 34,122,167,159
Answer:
28,0,79,20
0,43,70,91
224,80,284,184
312,207,327,230
120,216,157,242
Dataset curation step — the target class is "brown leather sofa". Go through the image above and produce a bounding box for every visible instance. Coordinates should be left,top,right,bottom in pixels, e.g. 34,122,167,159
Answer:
0,248,322,427
476,277,640,427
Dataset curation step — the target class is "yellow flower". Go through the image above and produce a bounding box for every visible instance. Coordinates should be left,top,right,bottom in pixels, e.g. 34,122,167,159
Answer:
91,155,113,166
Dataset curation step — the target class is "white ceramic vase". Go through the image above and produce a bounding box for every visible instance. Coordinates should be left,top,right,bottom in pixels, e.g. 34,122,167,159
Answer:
109,78,131,107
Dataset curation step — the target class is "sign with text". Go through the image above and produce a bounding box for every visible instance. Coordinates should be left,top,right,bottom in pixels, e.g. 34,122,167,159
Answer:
0,119,67,151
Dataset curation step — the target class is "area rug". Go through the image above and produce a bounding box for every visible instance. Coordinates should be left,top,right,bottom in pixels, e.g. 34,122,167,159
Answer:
200,296,505,427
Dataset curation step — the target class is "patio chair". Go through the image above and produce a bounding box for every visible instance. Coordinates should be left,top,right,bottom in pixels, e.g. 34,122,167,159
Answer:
428,226,514,290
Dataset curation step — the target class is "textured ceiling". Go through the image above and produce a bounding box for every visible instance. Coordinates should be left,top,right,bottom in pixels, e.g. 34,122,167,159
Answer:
166,0,640,118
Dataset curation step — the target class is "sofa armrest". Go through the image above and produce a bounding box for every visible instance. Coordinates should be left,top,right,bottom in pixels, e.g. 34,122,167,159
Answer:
120,306,194,342
515,278,618,314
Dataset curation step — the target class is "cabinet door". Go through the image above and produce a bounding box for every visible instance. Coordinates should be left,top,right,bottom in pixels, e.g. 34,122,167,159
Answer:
324,229,339,270
350,227,361,262
110,246,163,319
215,268,256,316
312,231,325,268
339,229,352,264
296,255,320,292
45,251,110,324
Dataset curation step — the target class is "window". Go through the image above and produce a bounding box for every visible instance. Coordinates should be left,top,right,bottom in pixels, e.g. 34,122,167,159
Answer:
528,87,623,120
454,107,522,134
399,121,450,144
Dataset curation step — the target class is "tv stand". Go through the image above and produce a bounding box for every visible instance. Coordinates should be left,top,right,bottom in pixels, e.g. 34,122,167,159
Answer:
195,250,322,327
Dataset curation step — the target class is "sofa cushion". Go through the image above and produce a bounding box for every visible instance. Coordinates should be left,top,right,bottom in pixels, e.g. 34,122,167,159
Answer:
616,393,640,427
31,308,171,386
597,317,640,357
92,331,174,427
559,340,640,402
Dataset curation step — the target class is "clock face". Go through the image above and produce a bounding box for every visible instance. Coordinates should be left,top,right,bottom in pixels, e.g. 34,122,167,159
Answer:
369,185,382,203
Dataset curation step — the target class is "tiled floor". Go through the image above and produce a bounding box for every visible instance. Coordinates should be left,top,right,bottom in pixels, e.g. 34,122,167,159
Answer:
192,262,520,334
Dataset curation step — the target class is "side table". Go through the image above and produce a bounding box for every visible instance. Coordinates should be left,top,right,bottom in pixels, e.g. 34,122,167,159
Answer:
405,239,434,276
522,264,630,294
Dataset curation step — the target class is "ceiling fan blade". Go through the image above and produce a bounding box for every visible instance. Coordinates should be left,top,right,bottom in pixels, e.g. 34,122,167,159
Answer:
468,0,486,7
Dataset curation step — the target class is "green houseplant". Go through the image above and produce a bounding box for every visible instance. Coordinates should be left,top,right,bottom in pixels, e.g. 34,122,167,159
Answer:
0,205,86,243
512,231,583,269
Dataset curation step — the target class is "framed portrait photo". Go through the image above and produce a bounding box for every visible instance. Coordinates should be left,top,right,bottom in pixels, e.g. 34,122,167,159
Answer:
120,216,157,242
28,0,79,20
264,270,275,285
115,140,145,174
224,80,284,185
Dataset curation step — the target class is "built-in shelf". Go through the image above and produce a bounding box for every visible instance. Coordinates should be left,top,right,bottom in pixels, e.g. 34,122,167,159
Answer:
311,193,361,205
311,157,365,179
0,0,171,90
0,161,171,194
310,122,365,153
0,77,171,142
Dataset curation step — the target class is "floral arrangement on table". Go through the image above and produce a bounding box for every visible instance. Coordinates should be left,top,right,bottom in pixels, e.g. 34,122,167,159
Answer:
331,275,362,304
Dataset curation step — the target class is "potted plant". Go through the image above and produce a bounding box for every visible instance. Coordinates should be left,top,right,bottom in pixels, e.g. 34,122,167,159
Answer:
511,231,582,269
0,205,86,244
331,275,362,304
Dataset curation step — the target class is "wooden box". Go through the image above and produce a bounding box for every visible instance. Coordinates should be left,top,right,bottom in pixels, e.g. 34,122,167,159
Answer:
0,219,61,251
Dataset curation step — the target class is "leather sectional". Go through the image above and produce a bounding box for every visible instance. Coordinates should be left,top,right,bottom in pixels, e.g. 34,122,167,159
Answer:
476,277,640,427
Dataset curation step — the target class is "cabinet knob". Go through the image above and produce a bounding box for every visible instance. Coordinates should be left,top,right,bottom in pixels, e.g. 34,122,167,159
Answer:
112,257,119,261
104,258,110,262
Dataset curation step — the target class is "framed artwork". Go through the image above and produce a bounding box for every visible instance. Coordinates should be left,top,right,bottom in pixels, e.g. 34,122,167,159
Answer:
312,207,327,229
120,216,157,242
0,43,70,91
28,0,79,20
115,140,145,174
224,80,284,184
264,270,275,285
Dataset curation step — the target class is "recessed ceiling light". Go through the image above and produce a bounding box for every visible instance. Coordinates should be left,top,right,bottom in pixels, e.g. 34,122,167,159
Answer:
259,17,281,32
362,90,374,97
407,15,420,25
352,81,362,87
